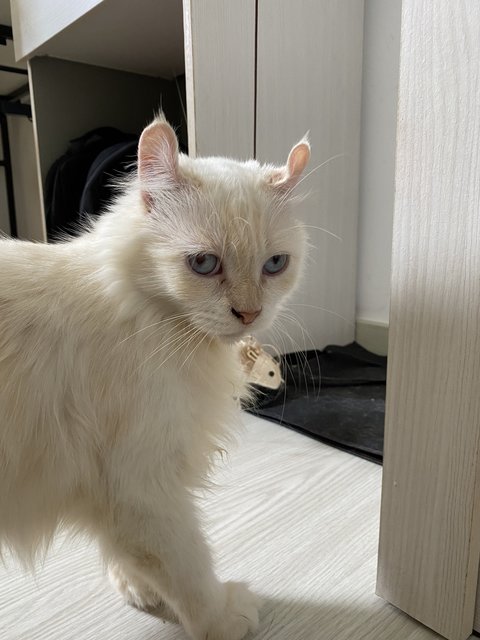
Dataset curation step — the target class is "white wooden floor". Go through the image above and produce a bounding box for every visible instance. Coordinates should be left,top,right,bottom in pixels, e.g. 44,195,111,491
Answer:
0,415,460,640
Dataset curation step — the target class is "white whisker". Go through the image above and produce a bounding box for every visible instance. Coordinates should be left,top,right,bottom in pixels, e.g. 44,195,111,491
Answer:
288,303,354,326
181,328,210,371
293,152,348,191
135,323,200,373
279,309,322,398
118,312,194,344
288,224,342,242
151,327,204,374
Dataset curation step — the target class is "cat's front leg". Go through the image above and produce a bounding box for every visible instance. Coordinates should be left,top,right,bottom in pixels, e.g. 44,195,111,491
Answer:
108,562,179,622
99,492,260,640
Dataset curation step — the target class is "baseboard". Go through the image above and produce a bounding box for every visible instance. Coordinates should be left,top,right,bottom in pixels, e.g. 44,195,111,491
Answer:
355,319,389,356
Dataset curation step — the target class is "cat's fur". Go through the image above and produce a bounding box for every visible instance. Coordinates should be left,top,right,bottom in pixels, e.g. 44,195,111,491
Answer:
0,116,309,640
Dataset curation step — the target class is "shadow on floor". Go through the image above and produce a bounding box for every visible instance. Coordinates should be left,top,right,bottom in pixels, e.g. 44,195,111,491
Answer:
136,594,443,640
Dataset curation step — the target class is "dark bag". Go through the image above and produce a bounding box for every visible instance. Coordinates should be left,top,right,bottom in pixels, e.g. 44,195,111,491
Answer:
78,139,138,224
44,128,137,240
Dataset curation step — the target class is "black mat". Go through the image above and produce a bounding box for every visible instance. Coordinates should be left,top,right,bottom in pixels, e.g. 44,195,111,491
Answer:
247,343,386,464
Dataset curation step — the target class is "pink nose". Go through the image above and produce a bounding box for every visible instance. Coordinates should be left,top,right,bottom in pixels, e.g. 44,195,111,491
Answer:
231,307,262,325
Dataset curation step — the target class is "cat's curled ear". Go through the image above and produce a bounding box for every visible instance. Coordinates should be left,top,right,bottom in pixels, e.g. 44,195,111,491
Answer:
138,115,180,208
266,136,311,191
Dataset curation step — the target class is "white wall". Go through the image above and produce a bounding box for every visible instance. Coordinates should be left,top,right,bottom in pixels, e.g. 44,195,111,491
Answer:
356,0,402,327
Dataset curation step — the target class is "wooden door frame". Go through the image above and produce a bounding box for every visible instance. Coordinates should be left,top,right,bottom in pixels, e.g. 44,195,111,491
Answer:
376,2,480,639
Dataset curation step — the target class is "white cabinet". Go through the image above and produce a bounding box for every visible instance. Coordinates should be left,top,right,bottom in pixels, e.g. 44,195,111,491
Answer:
255,0,364,348
11,0,184,77
11,0,364,349
183,0,256,160
10,0,186,242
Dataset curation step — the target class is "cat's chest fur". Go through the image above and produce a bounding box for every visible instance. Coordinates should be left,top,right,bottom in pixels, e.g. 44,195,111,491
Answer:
97,313,247,486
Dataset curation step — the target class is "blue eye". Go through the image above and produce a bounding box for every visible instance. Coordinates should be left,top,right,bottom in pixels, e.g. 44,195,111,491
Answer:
263,254,289,275
188,253,222,276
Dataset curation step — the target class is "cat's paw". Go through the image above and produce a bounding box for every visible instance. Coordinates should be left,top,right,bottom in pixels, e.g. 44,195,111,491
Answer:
204,582,261,640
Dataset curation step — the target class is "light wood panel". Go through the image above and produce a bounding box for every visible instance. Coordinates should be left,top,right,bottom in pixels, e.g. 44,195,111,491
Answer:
256,0,364,349
11,0,102,61
0,416,446,640
376,2,480,639
11,0,184,78
183,0,255,159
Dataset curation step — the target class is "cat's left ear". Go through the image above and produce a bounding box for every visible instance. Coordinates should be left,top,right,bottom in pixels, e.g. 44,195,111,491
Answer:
267,137,311,190
138,117,180,206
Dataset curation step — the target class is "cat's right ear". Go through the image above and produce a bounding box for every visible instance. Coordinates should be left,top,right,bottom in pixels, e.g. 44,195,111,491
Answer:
138,118,180,208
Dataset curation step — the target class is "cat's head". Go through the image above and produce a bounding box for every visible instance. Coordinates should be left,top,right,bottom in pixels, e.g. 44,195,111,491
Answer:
137,116,310,341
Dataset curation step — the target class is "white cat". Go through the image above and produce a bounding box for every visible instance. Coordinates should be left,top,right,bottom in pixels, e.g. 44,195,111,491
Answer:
0,115,309,640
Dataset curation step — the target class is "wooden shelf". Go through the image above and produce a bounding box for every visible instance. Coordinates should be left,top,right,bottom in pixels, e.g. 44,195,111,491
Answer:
11,0,184,78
